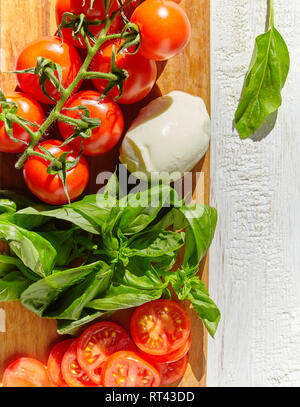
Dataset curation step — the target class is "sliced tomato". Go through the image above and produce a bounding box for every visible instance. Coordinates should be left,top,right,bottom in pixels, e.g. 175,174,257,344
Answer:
156,353,189,385
140,333,191,364
101,350,160,387
130,299,191,356
61,339,98,387
77,321,136,385
2,357,49,387
47,338,74,387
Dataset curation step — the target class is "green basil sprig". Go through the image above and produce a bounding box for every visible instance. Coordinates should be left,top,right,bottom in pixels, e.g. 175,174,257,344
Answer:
234,0,290,139
0,177,220,337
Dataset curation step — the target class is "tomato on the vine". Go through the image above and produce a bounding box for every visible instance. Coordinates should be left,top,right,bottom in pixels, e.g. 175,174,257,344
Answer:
101,351,160,387
156,353,189,385
58,90,124,156
91,40,157,104
61,339,98,387
47,339,74,387
0,92,45,153
2,357,49,387
55,0,123,49
77,321,136,384
23,139,89,205
130,0,191,61
16,36,82,105
130,299,191,356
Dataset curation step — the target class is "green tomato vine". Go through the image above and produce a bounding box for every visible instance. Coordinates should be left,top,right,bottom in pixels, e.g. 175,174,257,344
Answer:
0,0,140,200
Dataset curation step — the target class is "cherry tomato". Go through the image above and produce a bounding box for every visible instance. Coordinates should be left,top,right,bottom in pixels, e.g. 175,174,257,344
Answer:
61,339,98,387
47,339,74,387
91,40,157,104
156,353,189,385
0,92,45,154
58,90,124,156
23,139,89,205
77,321,136,385
130,299,191,356
2,357,49,387
55,0,123,49
140,333,191,364
130,0,191,61
101,351,160,387
16,36,82,105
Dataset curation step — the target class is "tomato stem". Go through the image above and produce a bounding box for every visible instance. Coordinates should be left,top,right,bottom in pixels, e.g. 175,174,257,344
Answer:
14,0,137,171
5,113,37,141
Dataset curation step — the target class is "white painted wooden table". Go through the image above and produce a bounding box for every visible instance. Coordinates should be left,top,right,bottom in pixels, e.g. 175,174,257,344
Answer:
208,0,300,386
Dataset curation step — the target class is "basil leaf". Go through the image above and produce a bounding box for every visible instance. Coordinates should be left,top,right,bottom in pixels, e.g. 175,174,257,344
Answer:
114,257,167,290
0,270,30,301
87,284,163,311
168,269,220,338
20,261,111,317
119,185,178,235
0,220,56,277
57,310,115,336
178,205,217,270
234,10,290,138
124,230,185,259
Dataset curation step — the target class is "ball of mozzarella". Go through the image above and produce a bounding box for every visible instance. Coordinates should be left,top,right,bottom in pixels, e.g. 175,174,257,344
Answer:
119,91,210,182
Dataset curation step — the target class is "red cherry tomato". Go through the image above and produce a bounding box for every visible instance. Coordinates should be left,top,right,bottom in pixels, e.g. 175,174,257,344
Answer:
130,0,191,61
130,299,191,356
91,40,157,104
47,339,74,387
2,357,49,387
77,321,136,385
0,92,45,153
156,353,189,385
140,333,191,364
101,350,160,387
55,0,123,49
58,90,124,156
16,36,82,104
23,139,89,205
61,339,98,387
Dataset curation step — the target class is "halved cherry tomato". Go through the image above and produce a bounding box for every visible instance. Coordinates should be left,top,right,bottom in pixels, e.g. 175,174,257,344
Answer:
156,353,189,385
0,92,45,153
130,0,191,61
2,357,49,387
23,139,89,205
91,39,157,104
130,299,191,356
55,0,123,49
61,339,98,387
140,333,191,364
58,90,124,156
101,350,160,387
47,338,74,387
77,321,136,385
16,36,82,104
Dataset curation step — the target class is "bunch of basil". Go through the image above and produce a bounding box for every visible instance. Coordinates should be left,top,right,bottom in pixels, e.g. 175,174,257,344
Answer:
0,176,220,337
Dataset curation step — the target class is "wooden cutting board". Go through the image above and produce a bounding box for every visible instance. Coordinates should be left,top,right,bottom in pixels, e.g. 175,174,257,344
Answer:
0,0,210,387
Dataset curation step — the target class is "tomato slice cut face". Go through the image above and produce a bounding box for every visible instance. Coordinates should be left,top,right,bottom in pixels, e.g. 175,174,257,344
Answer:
156,353,189,385
47,338,74,387
140,333,191,364
77,321,136,384
101,351,160,387
61,339,98,387
2,357,49,387
130,299,191,356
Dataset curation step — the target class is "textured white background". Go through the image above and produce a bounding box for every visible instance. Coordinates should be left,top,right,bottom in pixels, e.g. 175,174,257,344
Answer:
208,0,300,386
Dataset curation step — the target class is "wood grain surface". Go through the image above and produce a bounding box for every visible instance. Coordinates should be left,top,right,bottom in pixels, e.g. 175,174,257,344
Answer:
0,0,210,387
